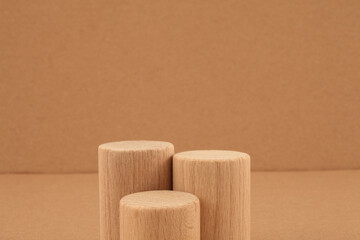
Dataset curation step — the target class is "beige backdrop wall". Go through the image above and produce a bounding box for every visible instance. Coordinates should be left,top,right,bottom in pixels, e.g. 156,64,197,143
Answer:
1,0,359,173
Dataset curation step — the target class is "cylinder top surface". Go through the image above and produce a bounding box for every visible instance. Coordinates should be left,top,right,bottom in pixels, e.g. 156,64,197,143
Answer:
120,191,199,208
99,141,173,152
174,150,249,161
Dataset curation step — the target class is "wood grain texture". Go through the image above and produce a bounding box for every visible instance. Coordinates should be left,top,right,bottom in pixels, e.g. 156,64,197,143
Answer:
98,141,173,240
173,150,250,240
120,190,200,240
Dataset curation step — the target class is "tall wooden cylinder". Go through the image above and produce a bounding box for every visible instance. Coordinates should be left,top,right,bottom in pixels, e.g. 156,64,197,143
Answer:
120,190,200,240
99,141,174,240
173,150,250,240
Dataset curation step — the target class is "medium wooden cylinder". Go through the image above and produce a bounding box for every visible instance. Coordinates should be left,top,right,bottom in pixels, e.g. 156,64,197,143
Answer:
120,190,200,240
99,141,174,240
173,150,250,240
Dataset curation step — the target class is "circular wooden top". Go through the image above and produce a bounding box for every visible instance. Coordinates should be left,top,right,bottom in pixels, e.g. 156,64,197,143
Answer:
120,191,199,209
99,141,174,152
174,150,250,161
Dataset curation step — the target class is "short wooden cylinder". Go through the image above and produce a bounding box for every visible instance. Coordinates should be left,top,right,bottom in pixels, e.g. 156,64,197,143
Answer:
120,190,200,240
98,141,174,240
173,150,251,240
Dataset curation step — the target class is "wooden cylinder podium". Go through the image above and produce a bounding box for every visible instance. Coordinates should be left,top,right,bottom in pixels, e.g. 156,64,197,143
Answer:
173,150,250,240
120,190,200,240
98,141,174,240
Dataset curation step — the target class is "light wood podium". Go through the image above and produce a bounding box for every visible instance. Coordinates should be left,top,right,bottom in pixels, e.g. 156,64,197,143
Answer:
120,190,200,240
98,141,173,240
173,150,251,240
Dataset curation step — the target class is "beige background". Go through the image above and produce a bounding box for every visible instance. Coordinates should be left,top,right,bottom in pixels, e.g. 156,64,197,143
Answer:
1,0,359,173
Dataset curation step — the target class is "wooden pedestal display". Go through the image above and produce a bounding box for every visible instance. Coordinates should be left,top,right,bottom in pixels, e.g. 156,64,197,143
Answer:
173,150,250,240
98,141,174,240
120,190,200,240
